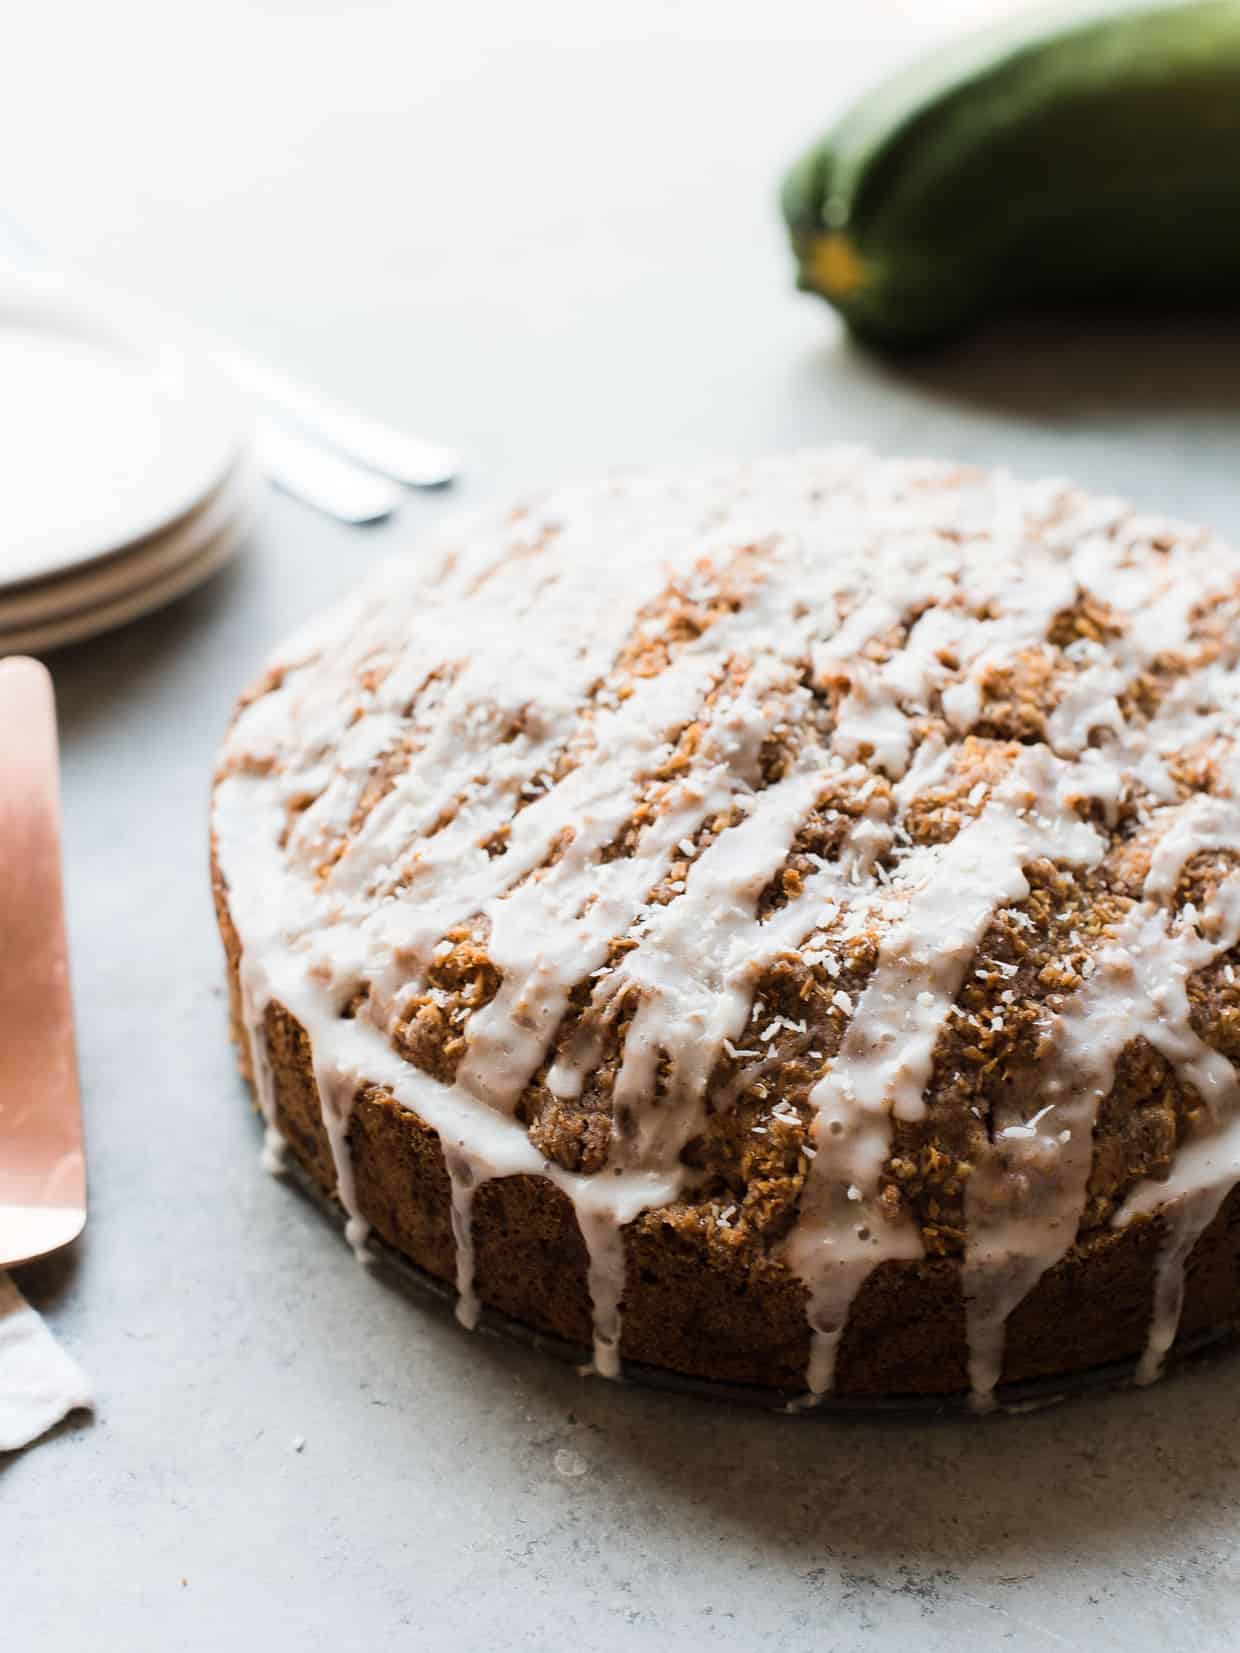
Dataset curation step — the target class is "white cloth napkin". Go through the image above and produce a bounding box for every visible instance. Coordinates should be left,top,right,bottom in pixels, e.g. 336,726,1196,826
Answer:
0,1271,92,1451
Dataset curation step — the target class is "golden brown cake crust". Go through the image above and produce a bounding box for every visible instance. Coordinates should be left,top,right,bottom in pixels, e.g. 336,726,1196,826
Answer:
213,843,1240,1396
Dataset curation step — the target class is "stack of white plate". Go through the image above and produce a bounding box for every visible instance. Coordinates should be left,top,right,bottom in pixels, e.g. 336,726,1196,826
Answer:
0,279,252,654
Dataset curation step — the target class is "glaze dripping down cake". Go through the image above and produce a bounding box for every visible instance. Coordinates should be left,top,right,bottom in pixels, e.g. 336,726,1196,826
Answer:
212,449,1240,1407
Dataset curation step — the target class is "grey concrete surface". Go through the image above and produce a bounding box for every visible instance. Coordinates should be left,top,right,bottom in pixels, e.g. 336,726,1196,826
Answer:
5,4,1240,1648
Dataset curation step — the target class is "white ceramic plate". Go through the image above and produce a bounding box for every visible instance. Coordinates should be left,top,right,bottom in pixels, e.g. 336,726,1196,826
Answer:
0,275,245,588
0,459,255,629
0,511,250,655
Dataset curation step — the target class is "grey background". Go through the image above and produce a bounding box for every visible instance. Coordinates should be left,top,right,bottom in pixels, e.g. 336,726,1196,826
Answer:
6,2,1240,1647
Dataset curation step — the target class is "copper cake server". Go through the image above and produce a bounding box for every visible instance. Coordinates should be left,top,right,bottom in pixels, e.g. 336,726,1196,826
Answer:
0,656,86,1267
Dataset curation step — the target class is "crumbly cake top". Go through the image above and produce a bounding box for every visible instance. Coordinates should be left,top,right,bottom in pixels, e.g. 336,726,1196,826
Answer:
213,448,1240,1405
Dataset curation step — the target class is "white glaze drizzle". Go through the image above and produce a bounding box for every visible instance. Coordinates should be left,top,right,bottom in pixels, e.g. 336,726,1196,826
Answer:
238,948,286,1172
212,450,1240,1396
786,751,1104,1396
966,821,1240,1407
443,1148,480,1330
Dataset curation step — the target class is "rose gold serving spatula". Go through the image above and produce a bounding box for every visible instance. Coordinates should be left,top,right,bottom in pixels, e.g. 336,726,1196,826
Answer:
0,656,86,1267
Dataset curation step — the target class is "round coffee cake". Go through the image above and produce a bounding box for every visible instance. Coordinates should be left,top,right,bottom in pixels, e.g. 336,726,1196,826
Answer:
211,448,1240,1406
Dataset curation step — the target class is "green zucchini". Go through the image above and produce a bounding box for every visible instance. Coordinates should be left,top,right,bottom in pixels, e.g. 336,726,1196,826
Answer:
782,0,1240,348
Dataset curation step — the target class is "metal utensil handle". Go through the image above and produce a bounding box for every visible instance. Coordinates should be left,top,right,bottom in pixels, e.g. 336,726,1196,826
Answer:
219,344,460,489
251,415,403,525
